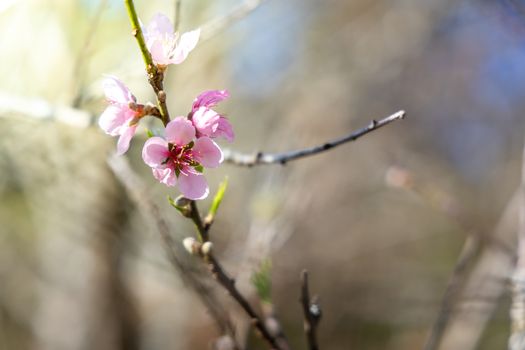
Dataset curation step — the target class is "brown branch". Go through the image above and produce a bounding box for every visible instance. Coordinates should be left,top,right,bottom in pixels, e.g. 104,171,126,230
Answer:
223,110,405,167
188,201,284,350
424,234,480,350
300,270,320,350
107,155,238,344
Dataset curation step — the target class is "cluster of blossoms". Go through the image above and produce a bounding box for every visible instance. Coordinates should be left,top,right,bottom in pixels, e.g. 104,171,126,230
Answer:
99,13,233,200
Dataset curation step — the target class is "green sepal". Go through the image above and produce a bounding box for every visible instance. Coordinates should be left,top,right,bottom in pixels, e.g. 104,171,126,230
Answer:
194,165,204,173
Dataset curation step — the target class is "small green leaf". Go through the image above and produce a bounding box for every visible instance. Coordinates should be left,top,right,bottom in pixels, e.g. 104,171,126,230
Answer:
251,259,272,304
146,129,154,138
208,177,228,218
194,165,204,173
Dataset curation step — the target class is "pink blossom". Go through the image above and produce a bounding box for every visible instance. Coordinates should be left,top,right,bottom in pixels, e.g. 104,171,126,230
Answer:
142,117,223,200
191,90,234,142
98,76,141,155
142,13,200,67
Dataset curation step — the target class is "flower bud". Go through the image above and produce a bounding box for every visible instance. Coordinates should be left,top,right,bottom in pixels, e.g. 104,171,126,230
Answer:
183,237,199,255
201,241,213,255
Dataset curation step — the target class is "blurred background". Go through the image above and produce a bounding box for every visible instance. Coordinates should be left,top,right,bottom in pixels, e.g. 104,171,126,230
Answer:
1,0,525,349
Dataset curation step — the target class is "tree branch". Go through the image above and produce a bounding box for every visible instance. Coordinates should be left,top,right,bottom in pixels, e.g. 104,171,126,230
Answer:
223,110,405,166
188,202,284,350
107,155,239,344
300,270,320,350
200,0,268,43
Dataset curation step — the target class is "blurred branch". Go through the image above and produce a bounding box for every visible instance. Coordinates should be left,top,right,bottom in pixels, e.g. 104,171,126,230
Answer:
424,235,480,350
174,0,182,32
509,138,525,350
72,0,108,107
107,155,238,343
188,202,285,350
200,0,268,42
300,270,321,350
224,110,405,166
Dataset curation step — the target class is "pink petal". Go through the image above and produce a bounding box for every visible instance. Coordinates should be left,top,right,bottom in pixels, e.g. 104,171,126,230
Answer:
178,172,209,200
216,117,235,142
192,107,220,136
142,137,169,167
99,105,127,136
145,13,174,39
165,117,195,146
193,137,223,168
153,168,177,187
116,125,138,155
169,29,200,64
148,39,170,66
192,90,229,111
103,76,135,104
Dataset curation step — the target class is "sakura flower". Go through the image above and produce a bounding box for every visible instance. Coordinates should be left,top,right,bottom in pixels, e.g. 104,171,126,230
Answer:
99,76,142,155
142,13,200,67
142,117,223,200
191,90,234,142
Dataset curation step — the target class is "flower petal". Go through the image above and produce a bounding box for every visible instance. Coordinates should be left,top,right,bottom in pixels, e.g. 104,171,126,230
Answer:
116,124,138,155
165,117,195,146
103,76,135,104
99,105,127,136
145,13,174,39
153,168,177,187
193,137,223,168
148,39,171,66
216,117,235,142
169,28,200,64
192,107,220,136
192,90,229,111
178,172,209,200
142,137,169,167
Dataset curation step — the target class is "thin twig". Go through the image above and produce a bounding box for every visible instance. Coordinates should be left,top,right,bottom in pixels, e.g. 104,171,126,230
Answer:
223,110,405,166
124,0,170,125
174,0,182,32
300,270,320,350
424,234,480,350
200,0,267,42
107,155,238,344
189,202,284,350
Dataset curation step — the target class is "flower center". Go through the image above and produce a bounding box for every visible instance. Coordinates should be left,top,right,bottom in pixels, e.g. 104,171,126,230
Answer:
166,144,199,173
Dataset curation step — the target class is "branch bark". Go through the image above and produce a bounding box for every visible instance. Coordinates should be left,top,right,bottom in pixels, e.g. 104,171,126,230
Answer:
223,110,405,166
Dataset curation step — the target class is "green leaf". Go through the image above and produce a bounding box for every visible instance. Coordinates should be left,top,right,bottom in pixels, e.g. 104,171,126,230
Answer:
251,259,272,304
146,129,154,138
208,177,228,218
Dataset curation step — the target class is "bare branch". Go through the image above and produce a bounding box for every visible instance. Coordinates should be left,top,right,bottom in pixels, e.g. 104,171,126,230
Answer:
174,0,182,32
188,202,285,350
200,0,267,42
300,270,320,350
224,110,405,167
424,235,480,350
107,155,238,343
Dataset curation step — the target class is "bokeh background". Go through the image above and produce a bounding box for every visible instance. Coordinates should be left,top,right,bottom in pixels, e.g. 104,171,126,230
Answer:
1,0,525,349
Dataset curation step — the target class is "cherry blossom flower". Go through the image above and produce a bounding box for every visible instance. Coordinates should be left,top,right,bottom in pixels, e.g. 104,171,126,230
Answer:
142,117,223,200
142,13,200,67
191,90,234,142
99,76,142,155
